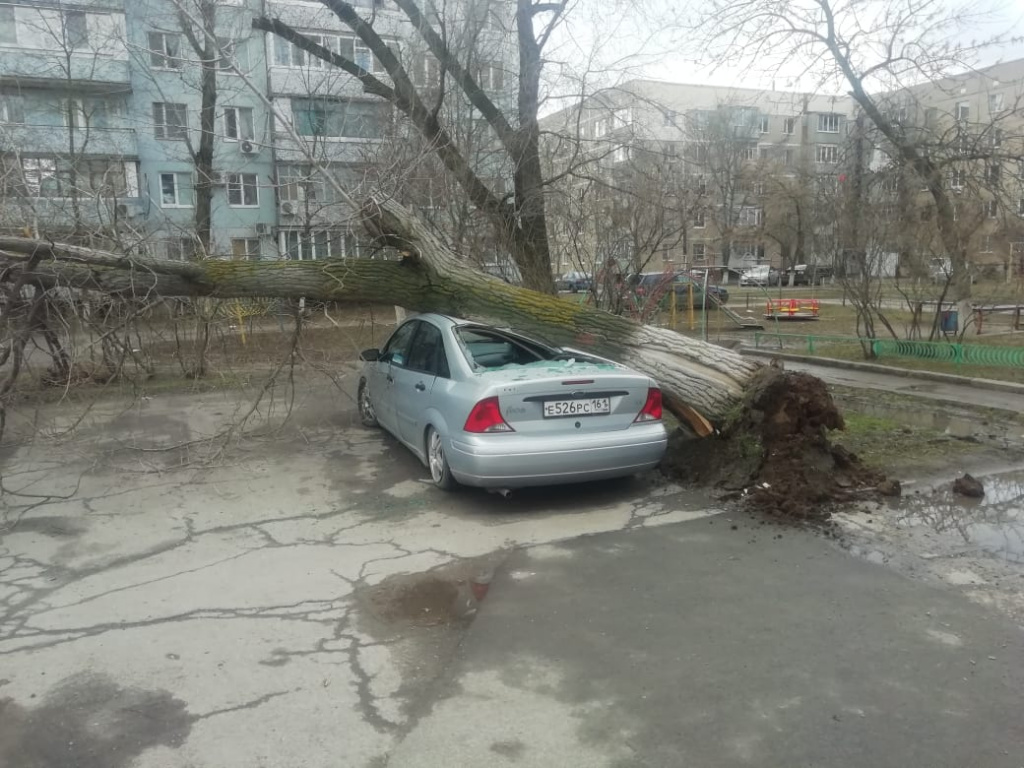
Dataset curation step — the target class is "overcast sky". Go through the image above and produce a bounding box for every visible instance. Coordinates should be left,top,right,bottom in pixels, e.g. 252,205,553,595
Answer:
541,0,1024,106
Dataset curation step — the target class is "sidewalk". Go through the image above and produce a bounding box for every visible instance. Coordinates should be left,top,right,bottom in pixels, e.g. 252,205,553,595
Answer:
742,348,1024,413
387,518,1024,768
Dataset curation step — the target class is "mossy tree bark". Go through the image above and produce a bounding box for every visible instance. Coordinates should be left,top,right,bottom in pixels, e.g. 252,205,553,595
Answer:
0,200,762,422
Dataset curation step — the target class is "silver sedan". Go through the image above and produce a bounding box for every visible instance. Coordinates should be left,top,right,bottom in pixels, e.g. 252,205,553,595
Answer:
357,313,668,491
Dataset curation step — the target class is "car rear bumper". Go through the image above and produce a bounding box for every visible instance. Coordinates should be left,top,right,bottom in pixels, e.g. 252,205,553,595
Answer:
446,423,668,488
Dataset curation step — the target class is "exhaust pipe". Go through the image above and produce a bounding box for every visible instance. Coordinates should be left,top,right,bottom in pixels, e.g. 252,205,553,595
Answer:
488,488,513,498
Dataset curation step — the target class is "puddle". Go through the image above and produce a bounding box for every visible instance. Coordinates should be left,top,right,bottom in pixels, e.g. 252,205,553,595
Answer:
894,471,1024,562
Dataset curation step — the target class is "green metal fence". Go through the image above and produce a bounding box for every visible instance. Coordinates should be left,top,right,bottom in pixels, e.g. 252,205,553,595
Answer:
753,333,1024,371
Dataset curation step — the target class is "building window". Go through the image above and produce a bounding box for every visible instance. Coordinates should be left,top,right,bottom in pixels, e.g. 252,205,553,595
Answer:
986,200,998,218
949,169,965,189
737,207,763,226
955,101,970,121
0,94,24,124
817,113,841,133
279,229,355,260
989,128,1002,149
148,32,181,69
153,102,188,140
227,173,259,206
165,237,196,261
696,176,707,194
743,144,756,160
988,164,1001,184
980,235,993,253
413,55,440,87
159,172,192,207
217,38,243,71
273,31,378,71
758,146,769,160
292,98,388,139
692,243,706,262
64,10,89,48
223,106,254,141
593,117,608,138
231,238,261,261
784,148,794,166
1019,198,1024,217
612,145,629,163
663,109,677,127
0,6,17,45
694,210,705,229
753,181,766,196
733,242,757,262
478,62,505,91
20,158,58,197
277,165,326,202
783,117,795,134
816,144,839,164
989,93,1005,113
758,116,769,133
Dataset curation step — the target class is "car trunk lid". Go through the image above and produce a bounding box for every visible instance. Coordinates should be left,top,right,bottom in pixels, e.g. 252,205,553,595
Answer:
477,361,655,434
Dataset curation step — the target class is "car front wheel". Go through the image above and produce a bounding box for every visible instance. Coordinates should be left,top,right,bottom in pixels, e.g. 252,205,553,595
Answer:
426,427,456,490
358,378,378,428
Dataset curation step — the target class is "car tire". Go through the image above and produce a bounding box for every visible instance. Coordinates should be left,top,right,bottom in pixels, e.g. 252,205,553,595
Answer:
358,378,378,428
426,426,457,491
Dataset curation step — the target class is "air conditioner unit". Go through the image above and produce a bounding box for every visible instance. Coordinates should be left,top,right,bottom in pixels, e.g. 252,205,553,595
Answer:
254,223,272,236
239,140,258,155
279,201,296,216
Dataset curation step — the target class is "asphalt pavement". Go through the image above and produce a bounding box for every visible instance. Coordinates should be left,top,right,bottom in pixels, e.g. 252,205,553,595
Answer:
388,518,1024,768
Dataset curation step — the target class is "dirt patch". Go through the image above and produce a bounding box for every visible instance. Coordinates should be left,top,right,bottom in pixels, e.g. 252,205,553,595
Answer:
664,367,883,522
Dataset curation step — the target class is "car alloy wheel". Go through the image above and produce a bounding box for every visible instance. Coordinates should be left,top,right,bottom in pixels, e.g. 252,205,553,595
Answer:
427,427,455,490
358,379,378,427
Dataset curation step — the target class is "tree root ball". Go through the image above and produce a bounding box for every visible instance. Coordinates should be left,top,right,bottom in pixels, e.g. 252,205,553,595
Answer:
663,367,885,521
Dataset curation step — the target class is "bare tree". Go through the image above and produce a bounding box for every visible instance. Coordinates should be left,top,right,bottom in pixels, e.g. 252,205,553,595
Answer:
695,0,1024,320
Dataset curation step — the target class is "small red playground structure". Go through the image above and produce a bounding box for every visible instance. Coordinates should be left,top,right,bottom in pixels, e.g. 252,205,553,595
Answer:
764,298,821,321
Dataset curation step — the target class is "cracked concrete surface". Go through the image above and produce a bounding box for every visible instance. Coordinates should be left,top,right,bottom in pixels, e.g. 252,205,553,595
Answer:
0,386,721,767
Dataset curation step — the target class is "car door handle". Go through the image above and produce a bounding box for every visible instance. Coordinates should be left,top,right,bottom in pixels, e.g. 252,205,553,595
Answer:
414,382,426,391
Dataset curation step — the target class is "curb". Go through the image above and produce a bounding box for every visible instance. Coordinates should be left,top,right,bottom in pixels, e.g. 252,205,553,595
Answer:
740,347,1024,397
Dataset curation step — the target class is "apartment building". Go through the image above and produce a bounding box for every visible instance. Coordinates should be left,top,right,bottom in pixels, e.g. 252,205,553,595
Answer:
869,58,1024,278
0,0,516,261
544,60,1024,281
542,80,855,277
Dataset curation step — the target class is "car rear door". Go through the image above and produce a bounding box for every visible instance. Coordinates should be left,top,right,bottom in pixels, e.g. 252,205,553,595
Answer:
393,321,449,451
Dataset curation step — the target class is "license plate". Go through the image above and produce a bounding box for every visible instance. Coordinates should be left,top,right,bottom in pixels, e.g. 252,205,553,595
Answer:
542,397,611,418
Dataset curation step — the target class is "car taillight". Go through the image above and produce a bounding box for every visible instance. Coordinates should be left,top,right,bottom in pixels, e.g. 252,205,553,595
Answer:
464,397,515,433
634,388,662,422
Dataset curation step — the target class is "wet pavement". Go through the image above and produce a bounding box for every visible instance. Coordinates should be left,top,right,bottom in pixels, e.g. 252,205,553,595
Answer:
2,383,1024,766
0,385,720,768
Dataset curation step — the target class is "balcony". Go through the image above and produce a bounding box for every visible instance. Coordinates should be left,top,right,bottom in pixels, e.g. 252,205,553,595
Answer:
0,49,130,88
0,124,138,158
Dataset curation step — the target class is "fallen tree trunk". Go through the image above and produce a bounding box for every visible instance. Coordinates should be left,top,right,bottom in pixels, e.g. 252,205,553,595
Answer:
0,202,762,422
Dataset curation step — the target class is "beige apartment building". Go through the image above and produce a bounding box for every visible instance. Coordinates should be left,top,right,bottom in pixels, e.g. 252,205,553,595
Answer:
543,59,1024,282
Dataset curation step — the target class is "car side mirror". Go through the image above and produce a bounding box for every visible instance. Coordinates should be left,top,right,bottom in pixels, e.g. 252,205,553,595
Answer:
360,348,380,362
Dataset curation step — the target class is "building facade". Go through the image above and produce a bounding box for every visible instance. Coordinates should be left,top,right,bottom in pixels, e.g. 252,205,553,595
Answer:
543,62,1024,281
0,0,517,262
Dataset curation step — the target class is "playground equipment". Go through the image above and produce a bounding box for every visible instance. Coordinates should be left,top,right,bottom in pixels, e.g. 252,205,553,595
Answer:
764,298,821,321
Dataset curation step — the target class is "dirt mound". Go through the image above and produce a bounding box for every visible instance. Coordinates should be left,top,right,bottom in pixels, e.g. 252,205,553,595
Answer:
664,367,883,521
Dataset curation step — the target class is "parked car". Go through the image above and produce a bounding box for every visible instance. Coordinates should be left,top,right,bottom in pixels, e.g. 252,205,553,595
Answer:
739,265,773,286
788,264,833,286
556,271,592,293
631,272,729,307
357,314,668,490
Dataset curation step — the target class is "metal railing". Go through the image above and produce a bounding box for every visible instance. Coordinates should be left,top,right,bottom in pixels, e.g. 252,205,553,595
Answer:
753,332,1024,370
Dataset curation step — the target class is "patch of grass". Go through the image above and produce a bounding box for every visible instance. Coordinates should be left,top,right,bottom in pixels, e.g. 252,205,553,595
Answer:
835,409,979,472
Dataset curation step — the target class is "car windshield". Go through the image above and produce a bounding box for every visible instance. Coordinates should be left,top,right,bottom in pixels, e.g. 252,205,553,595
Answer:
455,327,557,370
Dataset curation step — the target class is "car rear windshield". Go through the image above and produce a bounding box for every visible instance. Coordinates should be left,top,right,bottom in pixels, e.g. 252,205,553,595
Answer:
456,328,556,370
